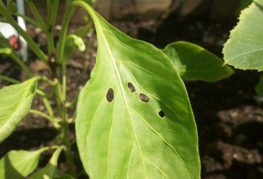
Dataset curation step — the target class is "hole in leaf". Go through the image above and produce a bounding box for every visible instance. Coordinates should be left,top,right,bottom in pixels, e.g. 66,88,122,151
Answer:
139,93,149,102
159,111,165,117
128,82,136,92
106,88,114,102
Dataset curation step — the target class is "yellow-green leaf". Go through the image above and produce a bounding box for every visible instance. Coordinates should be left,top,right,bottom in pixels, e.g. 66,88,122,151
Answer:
0,77,38,143
223,0,263,71
0,148,49,179
74,2,200,179
164,41,233,82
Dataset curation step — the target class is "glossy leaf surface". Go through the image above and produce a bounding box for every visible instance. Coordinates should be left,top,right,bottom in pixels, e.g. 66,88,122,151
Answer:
74,2,200,179
164,41,233,82
0,148,48,179
0,77,38,143
30,146,63,179
223,0,263,71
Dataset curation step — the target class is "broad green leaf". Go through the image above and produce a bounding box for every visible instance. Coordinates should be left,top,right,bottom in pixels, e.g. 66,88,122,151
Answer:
223,0,263,71
256,74,263,95
0,147,49,179
30,146,64,179
74,2,200,179
163,41,233,82
0,77,38,143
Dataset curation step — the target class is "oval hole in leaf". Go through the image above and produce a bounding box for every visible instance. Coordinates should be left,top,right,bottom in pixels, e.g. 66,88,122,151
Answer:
127,82,136,92
106,88,114,102
159,110,165,117
139,93,149,102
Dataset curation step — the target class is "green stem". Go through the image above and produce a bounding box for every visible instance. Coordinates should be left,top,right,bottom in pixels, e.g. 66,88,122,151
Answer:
62,62,67,102
9,53,33,77
65,95,78,108
26,0,47,31
29,109,60,129
41,95,54,118
0,75,20,84
14,12,41,27
0,1,48,64
47,0,59,55
56,1,74,64
40,76,58,86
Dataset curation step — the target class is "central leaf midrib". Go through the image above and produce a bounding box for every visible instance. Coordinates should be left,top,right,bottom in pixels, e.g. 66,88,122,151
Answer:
98,25,148,178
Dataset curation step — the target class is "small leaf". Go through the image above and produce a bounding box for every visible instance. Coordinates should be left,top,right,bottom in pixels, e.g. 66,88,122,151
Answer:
29,146,64,179
0,148,49,179
0,35,15,56
0,77,38,143
0,47,12,55
74,2,200,179
63,34,86,61
223,0,263,71
164,41,233,82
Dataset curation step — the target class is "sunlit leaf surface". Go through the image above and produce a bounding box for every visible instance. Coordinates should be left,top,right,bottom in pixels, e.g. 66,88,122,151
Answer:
0,148,49,179
74,2,200,179
0,77,38,143
223,0,263,71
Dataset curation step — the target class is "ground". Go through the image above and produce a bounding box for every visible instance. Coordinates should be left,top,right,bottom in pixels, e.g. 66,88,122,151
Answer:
1,6,263,179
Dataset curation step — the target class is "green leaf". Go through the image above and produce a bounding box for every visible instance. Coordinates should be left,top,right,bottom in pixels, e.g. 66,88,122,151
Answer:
0,35,15,56
236,0,253,15
29,146,64,179
0,148,49,179
63,34,86,61
7,0,17,14
74,2,200,179
223,0,263,71
0,77,38,143
163,41,233,82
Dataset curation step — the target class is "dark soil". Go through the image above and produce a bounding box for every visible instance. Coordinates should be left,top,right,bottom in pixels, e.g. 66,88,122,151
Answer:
1,4,263,179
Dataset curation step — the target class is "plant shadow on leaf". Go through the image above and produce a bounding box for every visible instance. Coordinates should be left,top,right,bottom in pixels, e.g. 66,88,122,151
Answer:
3,156,23,179
255,1,263,12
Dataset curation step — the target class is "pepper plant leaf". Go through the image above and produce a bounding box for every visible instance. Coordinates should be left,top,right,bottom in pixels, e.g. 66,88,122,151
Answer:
29,146,64,179
164,41,233,82
74,1,200,179
223,0,263,71
0,147,49,179
0,77,38,143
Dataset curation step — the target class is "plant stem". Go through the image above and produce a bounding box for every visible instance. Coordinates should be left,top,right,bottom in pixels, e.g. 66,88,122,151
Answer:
9,53,33,77
29,109,60,129
26,0,47,31
56,1,73,64
47,0,59,55
62,62,67,102
0,1,48,64
0,75,20,84
41,95,55,119
14,12,41,27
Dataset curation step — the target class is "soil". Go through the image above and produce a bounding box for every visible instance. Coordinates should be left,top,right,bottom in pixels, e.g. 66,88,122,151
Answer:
1,5,263,179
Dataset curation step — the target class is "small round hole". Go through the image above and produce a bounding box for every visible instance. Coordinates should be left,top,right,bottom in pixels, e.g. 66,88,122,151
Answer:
159,111,165,117
139,93,149,102
128,82,136,92
106,88,114,102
